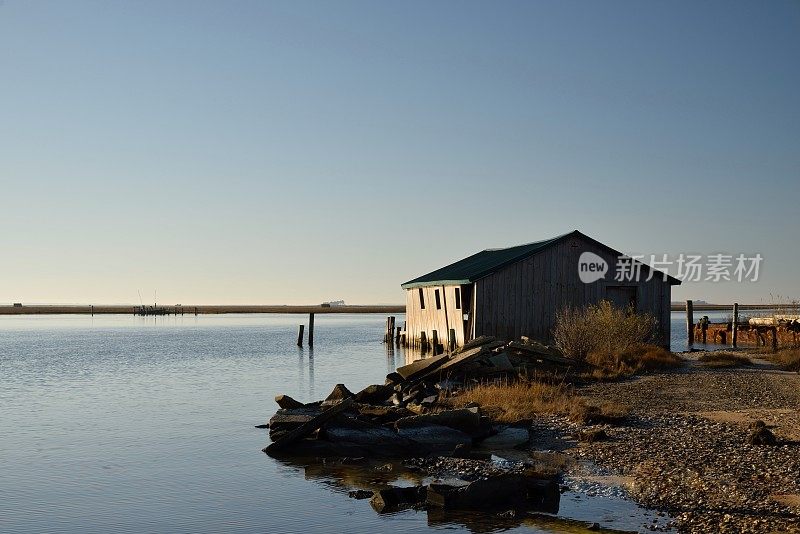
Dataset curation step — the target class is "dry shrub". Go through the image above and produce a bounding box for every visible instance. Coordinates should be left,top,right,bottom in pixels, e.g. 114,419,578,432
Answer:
765,348,800,371
698,352,753,368
454,380,578,423
554,301,658,363
585,344,684,379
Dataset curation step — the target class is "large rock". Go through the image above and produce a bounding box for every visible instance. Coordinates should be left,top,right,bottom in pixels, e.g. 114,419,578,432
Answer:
397,425,472,451
396,353,449,381
477,426,531,450
426,474,559,512
268,405,322,438
395,408,484,437
747,421,777,445
324,416,414,456
322,384,355,406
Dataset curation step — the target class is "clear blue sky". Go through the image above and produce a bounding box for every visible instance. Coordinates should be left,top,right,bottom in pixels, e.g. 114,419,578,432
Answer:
1,1,798,305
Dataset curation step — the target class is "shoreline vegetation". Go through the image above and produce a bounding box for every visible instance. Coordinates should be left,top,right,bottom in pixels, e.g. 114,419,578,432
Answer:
0,304,405,316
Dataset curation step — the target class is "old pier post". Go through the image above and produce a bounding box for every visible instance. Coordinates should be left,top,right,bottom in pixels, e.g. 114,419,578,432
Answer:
395,326,401,346
732,303,739,348
308,313,315,348
420,331,428,351
686,300,694,347
701,316,708,344
431,330,439,355
297,324,305,347
384,316,396,343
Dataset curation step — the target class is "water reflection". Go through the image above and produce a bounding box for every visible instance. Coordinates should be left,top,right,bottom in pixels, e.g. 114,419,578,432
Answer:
270,456,566,534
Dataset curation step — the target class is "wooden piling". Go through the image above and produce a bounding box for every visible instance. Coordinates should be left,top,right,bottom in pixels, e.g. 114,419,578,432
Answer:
732,303,739,348
449,328,456,351
431,330,439,355
772,326,778,351
308,313,315,348
686,300,694,346
297,324,305,347
420,331,428,351
395,326,401,345
701,316,708,344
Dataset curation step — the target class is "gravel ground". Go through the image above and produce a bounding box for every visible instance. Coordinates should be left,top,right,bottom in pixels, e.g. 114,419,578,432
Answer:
555,354,800,533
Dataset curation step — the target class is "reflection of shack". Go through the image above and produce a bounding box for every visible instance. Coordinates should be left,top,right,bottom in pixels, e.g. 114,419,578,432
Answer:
402,230,679,349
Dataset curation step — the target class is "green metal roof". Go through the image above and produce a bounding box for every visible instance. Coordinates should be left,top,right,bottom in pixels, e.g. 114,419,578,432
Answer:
401,230,681,289
401,232,571,289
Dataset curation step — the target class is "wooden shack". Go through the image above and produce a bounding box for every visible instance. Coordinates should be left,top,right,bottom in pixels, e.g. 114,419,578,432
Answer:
401,230,680,349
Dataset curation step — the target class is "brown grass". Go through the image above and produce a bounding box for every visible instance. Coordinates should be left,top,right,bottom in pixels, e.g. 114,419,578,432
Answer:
454,380,576,422
584,344,684,380
452,379,629,424
698,352,753,368
764,348,800,371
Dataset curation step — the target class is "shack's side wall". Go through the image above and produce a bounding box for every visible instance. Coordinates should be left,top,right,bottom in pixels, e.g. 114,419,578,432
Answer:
404,285,467,347
473,235,672,346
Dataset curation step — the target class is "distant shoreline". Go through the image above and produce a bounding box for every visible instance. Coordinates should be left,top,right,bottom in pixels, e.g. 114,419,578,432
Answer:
669,303,789,311
0,304,405,316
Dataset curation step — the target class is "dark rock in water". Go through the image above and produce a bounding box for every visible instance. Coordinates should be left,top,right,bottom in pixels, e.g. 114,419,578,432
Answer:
268,405,322,438
275,438,369,458
370,486,427,513
348,489,374,500
426,474,559,513
322,384,355,406
274,394,305,409
451,443,492,461
354,384,395,405
264,398,355,454
324,416,415,456
395,353,449,381
254,424,269,429
397,425,472,451
578,428,609,443
395,408,483,437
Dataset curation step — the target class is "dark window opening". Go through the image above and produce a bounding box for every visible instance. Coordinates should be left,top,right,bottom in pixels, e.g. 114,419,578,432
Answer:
435,289,442,310
454,287,461,309
419,288,425,309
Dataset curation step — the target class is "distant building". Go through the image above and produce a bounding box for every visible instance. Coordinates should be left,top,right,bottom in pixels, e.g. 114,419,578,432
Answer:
402,230,679,348
323,300,345,307
12,303,22,307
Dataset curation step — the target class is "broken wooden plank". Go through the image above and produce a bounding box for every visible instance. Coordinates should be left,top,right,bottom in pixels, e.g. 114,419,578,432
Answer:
263,398,354,454
396,353,449,380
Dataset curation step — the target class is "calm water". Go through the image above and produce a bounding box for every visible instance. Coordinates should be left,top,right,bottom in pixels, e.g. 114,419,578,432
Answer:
1,314,671,533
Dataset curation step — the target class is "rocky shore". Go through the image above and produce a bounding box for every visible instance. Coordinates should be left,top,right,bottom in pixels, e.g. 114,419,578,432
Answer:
562,355,800,533
261,341,800,533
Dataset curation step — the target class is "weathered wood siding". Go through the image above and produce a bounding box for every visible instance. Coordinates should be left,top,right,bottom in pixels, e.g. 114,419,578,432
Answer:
404,285,467,347
473,234,672,346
